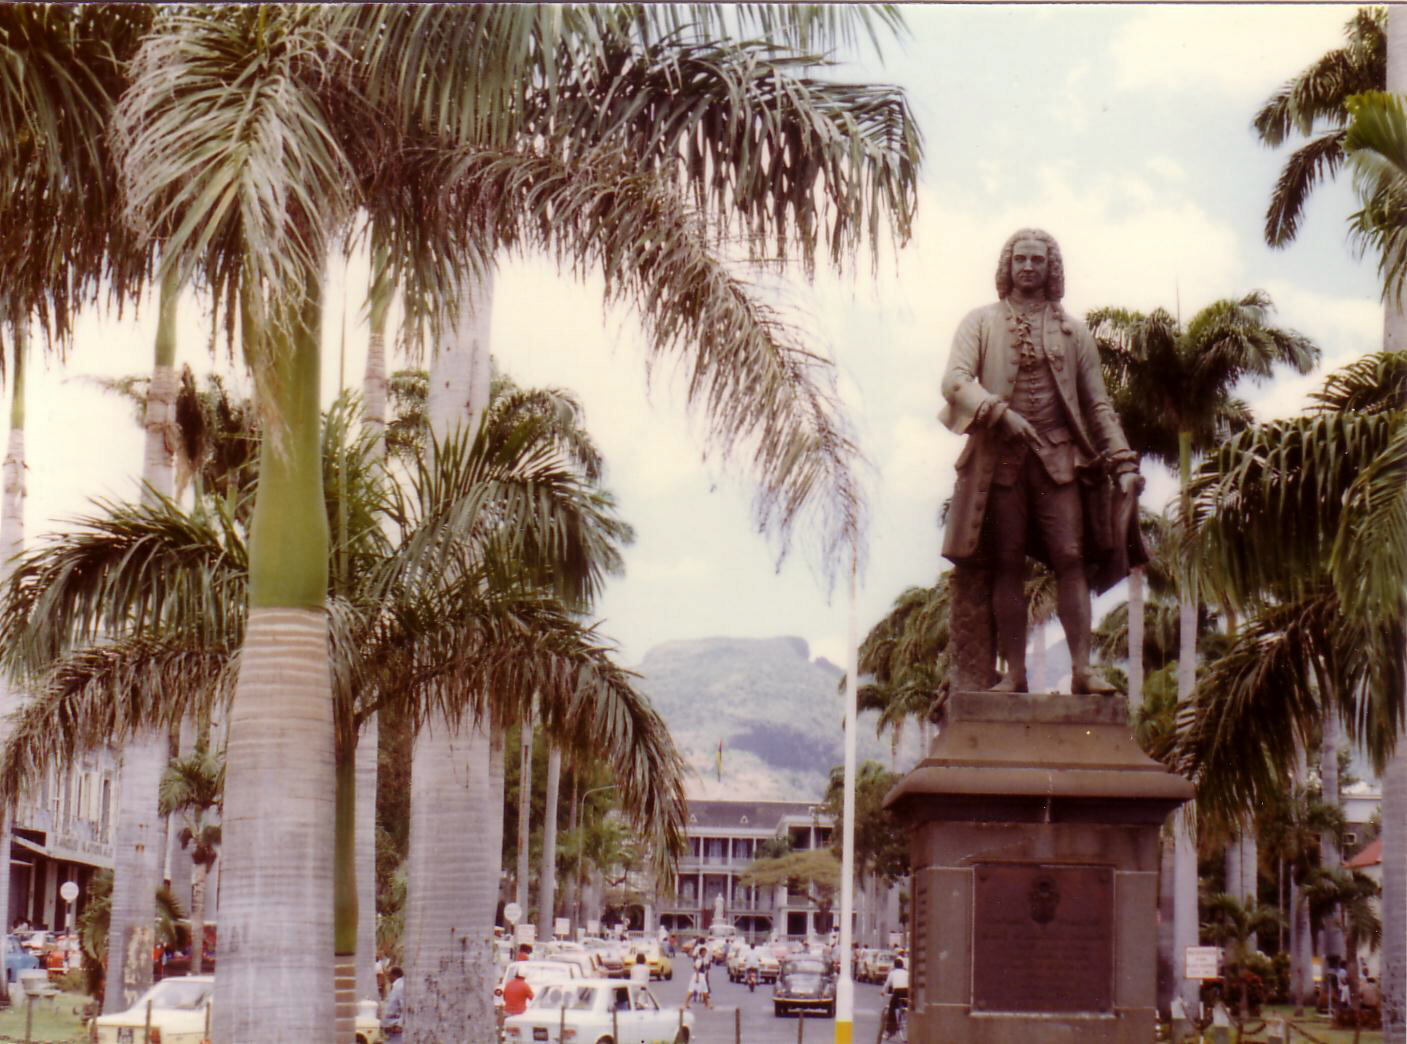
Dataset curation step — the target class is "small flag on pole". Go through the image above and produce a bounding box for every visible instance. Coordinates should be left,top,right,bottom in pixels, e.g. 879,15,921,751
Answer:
715,738,724,782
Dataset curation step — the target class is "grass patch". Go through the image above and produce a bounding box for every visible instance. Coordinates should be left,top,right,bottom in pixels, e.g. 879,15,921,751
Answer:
0,990,93,1043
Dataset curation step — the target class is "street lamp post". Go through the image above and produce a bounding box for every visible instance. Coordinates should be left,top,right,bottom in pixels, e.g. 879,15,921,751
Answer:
836,553,859,1044
573,783,618,936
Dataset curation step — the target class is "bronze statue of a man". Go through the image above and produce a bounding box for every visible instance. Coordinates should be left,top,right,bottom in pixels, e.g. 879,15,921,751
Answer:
940,228,1141,695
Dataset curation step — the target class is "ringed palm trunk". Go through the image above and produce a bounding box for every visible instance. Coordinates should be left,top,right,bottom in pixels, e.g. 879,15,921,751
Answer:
1171,430,1200,1017
0,317,26,1007
1379,18,1407,1027
517,711,532,913
191,853,212,975
1378,13,1407,1037
351,257,393,1016
404,266,497,1041
488,720,506,922
537,745,562,940
1127,565,1145,714
212,281,336,1042
106,273,181,1013
1321,707,1345,962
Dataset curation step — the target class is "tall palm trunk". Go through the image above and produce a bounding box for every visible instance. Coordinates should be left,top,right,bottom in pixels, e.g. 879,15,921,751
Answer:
488,721,506,921
106,273,181,1013
190,852,213,975
538,746,562,940
166,719,196,921
213,281,336,1042
1127,565,1145,713
1379,15,1407,1039
351,256,393,1014
564,772,579,934
1171,430,1200,1017
404,267,497,1041
0,318,26,1008
517,711,532,913
1321,708,1345,962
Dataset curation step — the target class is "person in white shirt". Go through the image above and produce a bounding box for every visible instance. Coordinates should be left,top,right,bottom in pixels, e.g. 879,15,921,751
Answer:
630,953,651,984
881,957,910,1036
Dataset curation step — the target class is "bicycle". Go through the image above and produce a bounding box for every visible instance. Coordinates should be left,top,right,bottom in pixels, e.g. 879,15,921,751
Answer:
879,994,908,1042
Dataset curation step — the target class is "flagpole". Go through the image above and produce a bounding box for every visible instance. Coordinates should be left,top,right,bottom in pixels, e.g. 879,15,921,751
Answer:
836,550,858,1044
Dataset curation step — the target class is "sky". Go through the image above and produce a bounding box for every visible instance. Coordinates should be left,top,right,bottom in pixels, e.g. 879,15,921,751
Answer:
18,4,1388,675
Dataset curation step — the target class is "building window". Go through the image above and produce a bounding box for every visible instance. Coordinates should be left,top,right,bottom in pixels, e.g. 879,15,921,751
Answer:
704,837,728,864
732,838,753,863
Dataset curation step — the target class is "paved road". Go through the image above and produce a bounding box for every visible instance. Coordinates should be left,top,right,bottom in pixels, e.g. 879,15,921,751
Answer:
649,962,894,1044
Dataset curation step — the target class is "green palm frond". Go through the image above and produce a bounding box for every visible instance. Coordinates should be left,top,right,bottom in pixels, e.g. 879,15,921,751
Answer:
1252,6,1385,247
0,4,155,343
537,34,920,271
381,420,630,613
1190,410,1399,609
1088,294,1318,466
1310,349,1407,414
1175,595,1343,820
1345,90,1407,301
0,494,246,678
0,636,233,810
113,6,354,343
1262,129,1349,248
431,144,868,568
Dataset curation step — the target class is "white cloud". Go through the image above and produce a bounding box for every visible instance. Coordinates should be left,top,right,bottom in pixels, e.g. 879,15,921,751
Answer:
1146,157,1188,183
1111,6,1354,100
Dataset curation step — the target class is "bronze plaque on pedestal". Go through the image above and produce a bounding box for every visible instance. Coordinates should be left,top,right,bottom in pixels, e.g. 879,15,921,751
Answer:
971,863,1114,1013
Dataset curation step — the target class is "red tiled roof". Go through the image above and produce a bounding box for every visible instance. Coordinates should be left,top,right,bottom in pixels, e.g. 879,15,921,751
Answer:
1346,838,1382,869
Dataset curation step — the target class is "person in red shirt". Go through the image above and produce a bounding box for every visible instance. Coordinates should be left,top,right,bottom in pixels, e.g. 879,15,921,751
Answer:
502,969,535,1016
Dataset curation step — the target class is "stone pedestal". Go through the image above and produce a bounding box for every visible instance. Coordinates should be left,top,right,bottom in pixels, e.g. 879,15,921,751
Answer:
884,691,1194,1044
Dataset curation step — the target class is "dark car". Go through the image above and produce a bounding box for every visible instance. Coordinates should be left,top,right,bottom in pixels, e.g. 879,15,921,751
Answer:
772,956,836,1018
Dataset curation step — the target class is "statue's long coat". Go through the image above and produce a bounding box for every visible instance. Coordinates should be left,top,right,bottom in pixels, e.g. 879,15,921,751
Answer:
939,301,1132,562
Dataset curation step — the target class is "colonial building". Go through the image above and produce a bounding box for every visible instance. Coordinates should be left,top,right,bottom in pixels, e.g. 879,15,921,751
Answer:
659,798,834,941
9,750,117,932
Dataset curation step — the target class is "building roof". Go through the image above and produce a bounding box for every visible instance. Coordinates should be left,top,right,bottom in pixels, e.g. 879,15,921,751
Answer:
686,799,830,832
1346,837,1382,869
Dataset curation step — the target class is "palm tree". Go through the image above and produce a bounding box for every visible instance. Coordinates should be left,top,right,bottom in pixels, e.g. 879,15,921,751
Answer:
1253,7,1387,247
1254,12,1407,1029
158,746,223,975
1200,893,1284,1017
74,7,919,1036
1344,89,1407,302
1089,292,1319,1014
856,578,952,767
0,389,677,1037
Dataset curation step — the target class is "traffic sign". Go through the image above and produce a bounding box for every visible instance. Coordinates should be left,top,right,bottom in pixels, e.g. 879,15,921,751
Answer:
59,881,79,903
504,902,522,925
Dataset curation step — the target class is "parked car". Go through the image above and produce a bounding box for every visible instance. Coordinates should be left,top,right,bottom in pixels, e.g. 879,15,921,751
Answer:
493,960,582,1010
773,956,836,1018
858,948,896,985
89,975,382,1044
3,934,39,985
502,978,694,1044
625,941,673,981
582,938,627,978
92,975,214,1044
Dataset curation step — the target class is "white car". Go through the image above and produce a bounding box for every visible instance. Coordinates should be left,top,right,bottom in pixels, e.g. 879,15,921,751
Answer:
93,975,214,1044
91,976,383,1044
502,978,694,1044
494,959,582,1010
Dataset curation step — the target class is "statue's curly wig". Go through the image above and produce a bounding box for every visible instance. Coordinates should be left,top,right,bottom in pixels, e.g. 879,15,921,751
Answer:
995,228,1064,302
